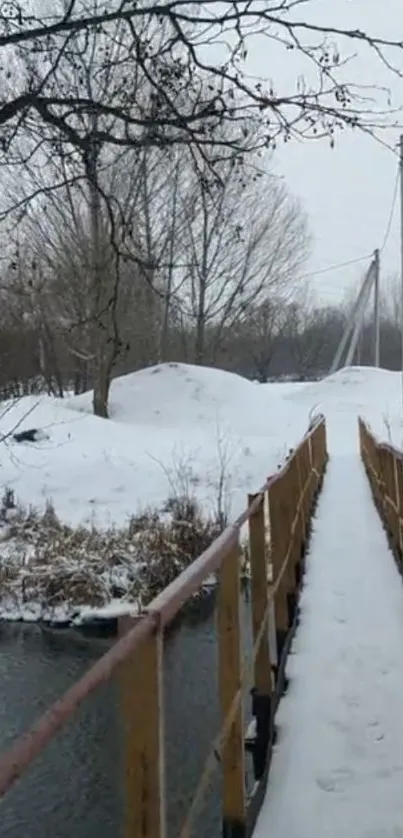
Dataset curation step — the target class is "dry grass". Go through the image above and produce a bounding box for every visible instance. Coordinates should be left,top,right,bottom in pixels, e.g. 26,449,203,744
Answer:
130,497,223,605
0,489,226,620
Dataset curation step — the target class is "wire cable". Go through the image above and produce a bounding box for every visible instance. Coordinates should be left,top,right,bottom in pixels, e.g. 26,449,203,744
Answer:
299,162,400,284
298,253,372,282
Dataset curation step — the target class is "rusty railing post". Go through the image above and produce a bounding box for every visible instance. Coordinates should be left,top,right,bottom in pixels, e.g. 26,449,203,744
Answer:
287,454,302,608
217,541,246,838
269,477,290,663
395,458,403,555
307,433,315,506
301,440,311,539
281,466,298,628
119,615,166,838
295,448,306,571
390,451,399,547
385,449,396,539
358,418,364,461
248,492,272,781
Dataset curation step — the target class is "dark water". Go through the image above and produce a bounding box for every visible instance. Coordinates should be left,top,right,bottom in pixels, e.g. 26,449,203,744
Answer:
0,595,254,838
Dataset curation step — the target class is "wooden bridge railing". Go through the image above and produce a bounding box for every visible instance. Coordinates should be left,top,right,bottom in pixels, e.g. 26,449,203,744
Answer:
359,417,403,554
0,416,328,838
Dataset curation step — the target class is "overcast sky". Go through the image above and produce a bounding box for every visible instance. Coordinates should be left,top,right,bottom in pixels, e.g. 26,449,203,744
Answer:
248,0,403,305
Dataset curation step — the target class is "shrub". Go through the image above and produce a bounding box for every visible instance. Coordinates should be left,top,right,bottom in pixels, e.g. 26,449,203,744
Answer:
0,491,226,619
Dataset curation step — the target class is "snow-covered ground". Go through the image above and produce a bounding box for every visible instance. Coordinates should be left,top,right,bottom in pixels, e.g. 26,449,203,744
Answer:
0,362,401,627
254,369,403,838
0,363,316,625
3,363,398,531
281,365,403,451
0,363,314,529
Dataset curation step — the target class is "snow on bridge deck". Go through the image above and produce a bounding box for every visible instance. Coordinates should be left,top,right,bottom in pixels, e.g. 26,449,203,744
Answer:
254,411,403,838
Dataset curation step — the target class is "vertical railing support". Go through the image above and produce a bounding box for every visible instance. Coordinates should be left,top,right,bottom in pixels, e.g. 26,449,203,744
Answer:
395,459,403,555
119,615,166,838
300,442,311,542
295,449,306,578
248,493,272,781
286,456,301,621
385,449,396,539
217,541,246,838
269,478,290,663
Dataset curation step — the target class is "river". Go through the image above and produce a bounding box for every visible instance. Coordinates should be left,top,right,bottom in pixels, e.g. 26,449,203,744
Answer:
0,595,254,837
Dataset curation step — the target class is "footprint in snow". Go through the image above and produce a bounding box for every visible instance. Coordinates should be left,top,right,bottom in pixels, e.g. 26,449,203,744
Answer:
316,767,355,793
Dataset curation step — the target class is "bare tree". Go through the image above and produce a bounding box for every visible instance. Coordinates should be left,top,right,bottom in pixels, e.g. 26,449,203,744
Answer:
0,1,401,408
17,163,163,413
0,274,43,398
0,1,400,188
232,297,288,382
175,161,310,363
2,20,165,415
0,0,399,413
10,141,310,398
120,145,193,363
277,293,347,378
379,274,401,329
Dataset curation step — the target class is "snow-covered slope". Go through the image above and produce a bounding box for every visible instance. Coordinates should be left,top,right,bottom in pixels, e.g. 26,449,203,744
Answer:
282,365,399,413
0,363,311,528
0,363,400,529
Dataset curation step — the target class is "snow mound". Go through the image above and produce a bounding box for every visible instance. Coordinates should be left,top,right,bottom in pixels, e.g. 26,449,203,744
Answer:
317,365,399,392
68,362,271,431
281,365,400,421
0,364,310,529
258,365,402,455
284,365,398,401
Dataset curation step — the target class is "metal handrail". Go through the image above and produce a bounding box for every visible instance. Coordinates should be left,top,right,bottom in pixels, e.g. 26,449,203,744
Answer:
0,414,326,798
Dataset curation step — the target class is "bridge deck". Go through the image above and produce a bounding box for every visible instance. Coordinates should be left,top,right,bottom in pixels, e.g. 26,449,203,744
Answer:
254,417,403,838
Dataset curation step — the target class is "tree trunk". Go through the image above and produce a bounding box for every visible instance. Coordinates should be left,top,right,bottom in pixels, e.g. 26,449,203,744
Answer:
194,292,206,363
74,357,89,394
87,122,122,416
92,354,112,418
87,126,113,418
74,370,81,396
159,160,180,362
194,320,205,364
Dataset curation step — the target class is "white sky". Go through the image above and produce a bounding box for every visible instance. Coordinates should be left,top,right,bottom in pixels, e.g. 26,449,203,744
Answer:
246,0,403,305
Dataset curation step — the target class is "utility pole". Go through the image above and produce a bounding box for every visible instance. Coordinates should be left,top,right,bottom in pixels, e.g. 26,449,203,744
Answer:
344,260,375,367
373,248,380,367
330,259,375,374
399,135,403,409
356,330,362,365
